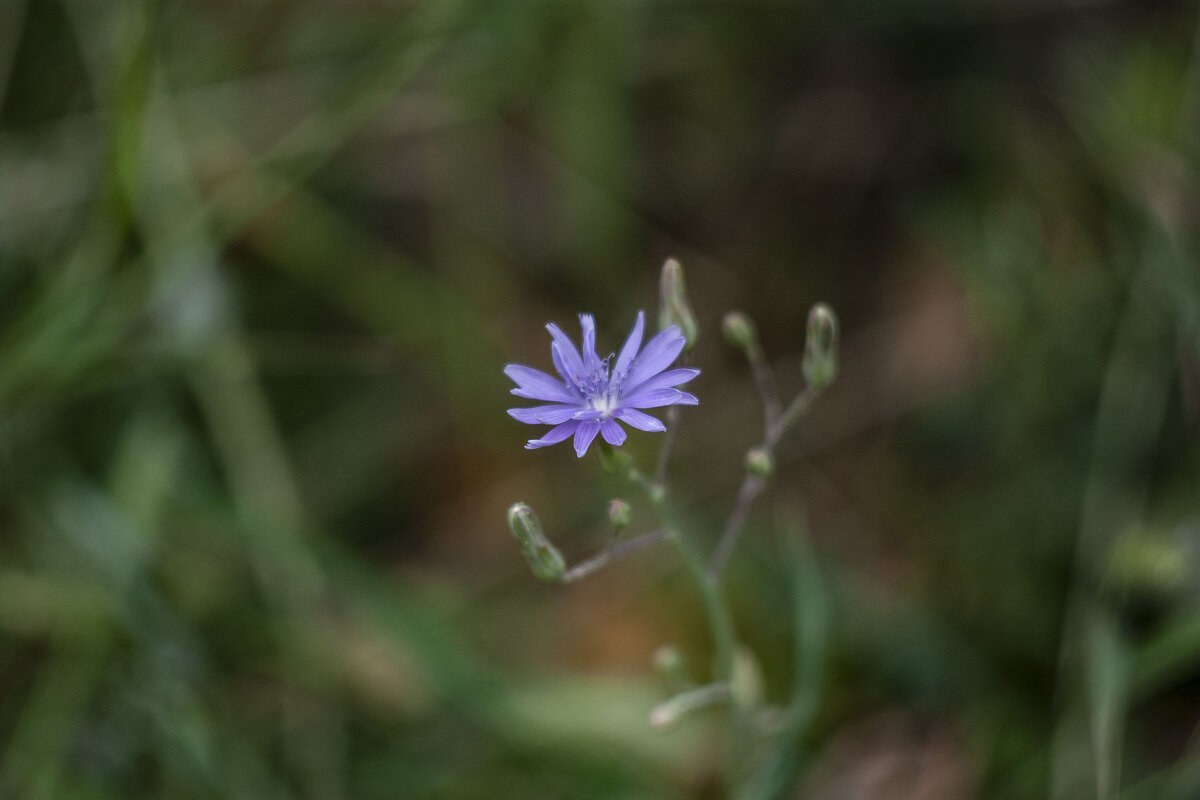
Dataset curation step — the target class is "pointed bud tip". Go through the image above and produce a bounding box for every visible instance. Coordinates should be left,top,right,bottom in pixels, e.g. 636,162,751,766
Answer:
807,303,838,343
506,502,566,582
658,257,699,349
802,303,839,388
506,502,536,532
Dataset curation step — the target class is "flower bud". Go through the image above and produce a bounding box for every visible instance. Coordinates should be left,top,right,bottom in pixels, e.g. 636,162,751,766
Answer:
607,498,632,532
506,502,566,583
802,303,838,389
722,311,757,351
658,257,699,350
652,644,689,686
730,646,764,710
744,447,773,479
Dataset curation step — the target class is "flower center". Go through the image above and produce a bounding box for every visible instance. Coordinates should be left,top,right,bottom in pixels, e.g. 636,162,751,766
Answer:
589,391,617,418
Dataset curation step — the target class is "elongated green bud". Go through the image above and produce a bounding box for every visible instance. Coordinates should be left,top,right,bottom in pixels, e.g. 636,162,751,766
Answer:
722,310,757,352
607,498,632,532
802,303,838,389
507,503,566,583
658,258,699,349
730,646,764,710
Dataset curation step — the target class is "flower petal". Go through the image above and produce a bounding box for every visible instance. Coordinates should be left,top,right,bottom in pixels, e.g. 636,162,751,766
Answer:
600,418,627,446
624,326,686,392
550,342,575,387
571,409,604,421
573,420,602,457
505,364,577,403
525,419,580,449
546,322,586,385
618,367,698,400
508,404,581,425
615,407,666,432
623,388,698,409
579,313,604,376
614,310,645,379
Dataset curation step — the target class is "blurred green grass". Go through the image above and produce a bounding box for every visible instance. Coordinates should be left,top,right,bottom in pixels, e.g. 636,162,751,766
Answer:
2,1,1200,798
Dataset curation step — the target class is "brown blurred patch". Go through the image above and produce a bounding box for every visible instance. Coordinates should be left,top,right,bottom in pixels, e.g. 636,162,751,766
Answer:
801,711,979,800
793,253,975,587
554,569,675,672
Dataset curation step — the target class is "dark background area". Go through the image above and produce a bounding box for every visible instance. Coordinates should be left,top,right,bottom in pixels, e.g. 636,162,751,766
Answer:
1,1,1198,798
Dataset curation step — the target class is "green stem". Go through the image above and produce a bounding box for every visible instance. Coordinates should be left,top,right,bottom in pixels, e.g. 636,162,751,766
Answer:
745,340,781,434
709,384,824,579
627,466,741,789
774,385,819,443
632,469,735,672
560,528,670,583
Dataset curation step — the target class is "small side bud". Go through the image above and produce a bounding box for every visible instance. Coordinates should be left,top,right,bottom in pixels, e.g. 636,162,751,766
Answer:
607,499,632,532
802,303,839,389
722,311,757,351
507,502,566,583
744,447,773,479
658,258,699,349
652,644,690,687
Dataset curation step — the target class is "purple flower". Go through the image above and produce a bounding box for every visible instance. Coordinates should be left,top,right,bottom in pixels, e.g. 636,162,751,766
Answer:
506,311,699,457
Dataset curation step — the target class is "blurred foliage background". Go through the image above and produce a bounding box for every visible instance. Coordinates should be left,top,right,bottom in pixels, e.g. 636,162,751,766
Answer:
1,0,1200,798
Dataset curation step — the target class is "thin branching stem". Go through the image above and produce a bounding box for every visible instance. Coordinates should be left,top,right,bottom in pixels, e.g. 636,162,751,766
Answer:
709,474,764,580
709,378,823,579
627,469,736,684
560,528,670,583
654,404,682,489
776,385,819,440
628,464,742,793
746,340,781,434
